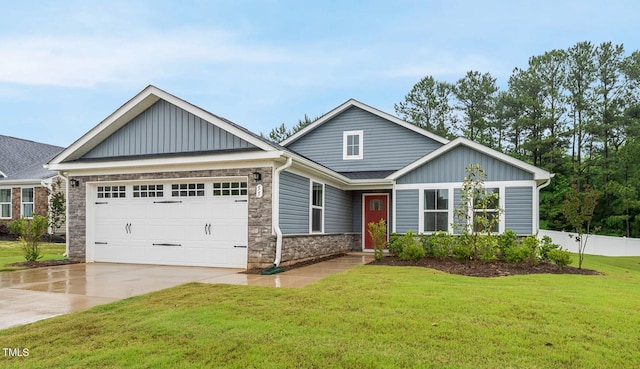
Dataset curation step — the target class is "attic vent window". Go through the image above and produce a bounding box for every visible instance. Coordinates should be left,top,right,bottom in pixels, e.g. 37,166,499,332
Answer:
343,130,363,160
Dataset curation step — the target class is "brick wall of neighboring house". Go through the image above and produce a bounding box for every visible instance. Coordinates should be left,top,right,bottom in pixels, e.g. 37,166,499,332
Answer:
0,185,49,234
67,167,274,267
11,187,20,220
34,186,48,217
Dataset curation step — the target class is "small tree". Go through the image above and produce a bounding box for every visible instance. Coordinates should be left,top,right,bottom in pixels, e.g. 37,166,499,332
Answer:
7,215,49,262
453,164,504,259
46,177,66,236
561,184,599,269
368,219,387,261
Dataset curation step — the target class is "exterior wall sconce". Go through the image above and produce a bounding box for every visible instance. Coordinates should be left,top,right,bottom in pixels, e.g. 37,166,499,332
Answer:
252,172,262,182
69,179,79,187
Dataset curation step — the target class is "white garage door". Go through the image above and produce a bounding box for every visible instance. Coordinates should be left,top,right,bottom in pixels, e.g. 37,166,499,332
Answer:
90,179,248,268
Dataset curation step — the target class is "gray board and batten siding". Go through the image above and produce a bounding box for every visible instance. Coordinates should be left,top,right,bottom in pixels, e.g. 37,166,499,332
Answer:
285,106,443,173
82,100,255,159
279,171,310,235
395,189,419,233
397,145,534,184
505,186,533,234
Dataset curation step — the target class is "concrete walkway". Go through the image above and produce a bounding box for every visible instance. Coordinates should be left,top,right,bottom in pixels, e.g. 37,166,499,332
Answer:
0,254,372,330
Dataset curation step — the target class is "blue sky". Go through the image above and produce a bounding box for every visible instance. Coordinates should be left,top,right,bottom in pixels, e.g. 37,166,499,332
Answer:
1,0,639,147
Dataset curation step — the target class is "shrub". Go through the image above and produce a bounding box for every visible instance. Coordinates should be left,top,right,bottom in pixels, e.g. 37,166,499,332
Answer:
548,249,573,271
452,234,474,261
425,232,452,260
539,235,561,262
368,219,387,261
503,244,532,264
387,233,403,256
7,215,49,262
398,231,424,261
522,236,540,264
477,235,499,262
498,229,518,259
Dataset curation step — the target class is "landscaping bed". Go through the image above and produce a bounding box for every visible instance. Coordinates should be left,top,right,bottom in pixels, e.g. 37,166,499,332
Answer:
369,255,600,277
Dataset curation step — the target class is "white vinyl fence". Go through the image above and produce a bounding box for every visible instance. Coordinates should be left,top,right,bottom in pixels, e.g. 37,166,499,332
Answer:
538,230,640,257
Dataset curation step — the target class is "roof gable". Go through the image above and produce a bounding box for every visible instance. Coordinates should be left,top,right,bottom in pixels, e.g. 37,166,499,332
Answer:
49,85,277,165
281,99,449,146
82,99,256,159
391,137,552,182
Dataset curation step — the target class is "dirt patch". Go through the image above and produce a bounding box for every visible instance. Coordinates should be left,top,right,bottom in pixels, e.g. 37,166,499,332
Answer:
243,253,347,274
368,256,601,277
8,259,81,269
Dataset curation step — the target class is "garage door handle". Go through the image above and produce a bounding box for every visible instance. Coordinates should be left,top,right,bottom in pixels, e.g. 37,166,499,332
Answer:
204,223,212,234
152,243,182,247
234,245,247,248
125,223,131,234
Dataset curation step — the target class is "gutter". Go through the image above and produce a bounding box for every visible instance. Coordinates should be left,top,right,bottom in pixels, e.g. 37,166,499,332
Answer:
271,156,293,267
535,175,554,234
58,172,70,258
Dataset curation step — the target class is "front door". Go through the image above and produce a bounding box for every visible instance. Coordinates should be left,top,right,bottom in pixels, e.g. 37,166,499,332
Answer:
363,194,389,249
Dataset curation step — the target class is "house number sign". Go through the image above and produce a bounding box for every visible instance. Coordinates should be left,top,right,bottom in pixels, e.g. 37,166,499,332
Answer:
256,184,263,198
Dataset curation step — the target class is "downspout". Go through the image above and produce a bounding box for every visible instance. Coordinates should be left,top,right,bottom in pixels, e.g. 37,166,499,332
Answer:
272,156,293,267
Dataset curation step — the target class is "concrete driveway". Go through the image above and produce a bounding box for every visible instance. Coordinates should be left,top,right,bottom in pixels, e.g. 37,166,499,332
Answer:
0,254,372,330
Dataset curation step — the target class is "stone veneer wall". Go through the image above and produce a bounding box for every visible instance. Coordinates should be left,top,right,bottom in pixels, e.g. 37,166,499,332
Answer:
67,167,273,266
269,233,362,268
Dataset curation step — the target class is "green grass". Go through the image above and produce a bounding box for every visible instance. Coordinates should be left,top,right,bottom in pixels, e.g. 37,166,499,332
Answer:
0,240,66,271
0,255,639,368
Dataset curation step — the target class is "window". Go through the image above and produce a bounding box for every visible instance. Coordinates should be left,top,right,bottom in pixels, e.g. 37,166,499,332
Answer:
97,186,126,199
343,130,363,160
133,184,164,198
0,188,11,218
171,183,205,197
311,181,324,232
213,182,248,196
424,189,449,232
473,188,500,233
21,187,34,218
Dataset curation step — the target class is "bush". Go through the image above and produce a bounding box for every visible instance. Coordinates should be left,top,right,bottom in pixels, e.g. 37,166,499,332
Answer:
424,232,452,260
368,219,387,261
522,236,540,264
388,233,403,256
503,244,532,264
498,229,518,259
539,235,561,262
452,234,474,261
7,215,49,262
477,235,499,262
398,231,424,261
548,249,573,271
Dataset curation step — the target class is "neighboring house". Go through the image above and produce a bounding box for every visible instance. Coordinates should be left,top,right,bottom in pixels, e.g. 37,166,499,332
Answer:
0,135,65,232
47,85,552,269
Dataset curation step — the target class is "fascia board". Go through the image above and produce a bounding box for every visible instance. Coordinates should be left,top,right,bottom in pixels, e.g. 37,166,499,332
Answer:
48,151,283,172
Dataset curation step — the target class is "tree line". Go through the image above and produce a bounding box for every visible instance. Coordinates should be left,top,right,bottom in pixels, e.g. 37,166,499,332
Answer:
266,41,640,237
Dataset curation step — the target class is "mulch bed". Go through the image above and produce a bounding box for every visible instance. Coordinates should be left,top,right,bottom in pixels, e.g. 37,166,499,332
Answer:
8,259,81,269
368,256,601,277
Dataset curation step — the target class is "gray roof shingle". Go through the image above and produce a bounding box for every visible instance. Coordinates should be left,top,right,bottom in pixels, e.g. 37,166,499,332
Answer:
0,135,64,181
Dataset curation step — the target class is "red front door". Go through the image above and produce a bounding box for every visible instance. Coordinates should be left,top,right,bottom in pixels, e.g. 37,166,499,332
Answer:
363,194,389,249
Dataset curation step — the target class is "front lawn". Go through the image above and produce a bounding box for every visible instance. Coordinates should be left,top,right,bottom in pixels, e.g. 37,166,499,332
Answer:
0,255,638,368
0,241,66,271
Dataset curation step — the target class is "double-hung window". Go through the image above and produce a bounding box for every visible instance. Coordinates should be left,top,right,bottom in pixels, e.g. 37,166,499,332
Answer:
343,130,363,160
0,188,11,218
311,181,324,233
21,187,34,218
424,189,449,232
473,188,500,233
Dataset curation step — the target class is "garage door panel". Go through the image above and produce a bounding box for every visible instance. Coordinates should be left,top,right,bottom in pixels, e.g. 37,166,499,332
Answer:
91,180,248,268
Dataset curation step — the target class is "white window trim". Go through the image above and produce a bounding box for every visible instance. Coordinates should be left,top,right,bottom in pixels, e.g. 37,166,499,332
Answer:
409,183,508,234
0,187,11,219
21,187,34,219
343,130,363,160
309,181,325,233
422,188,451,234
